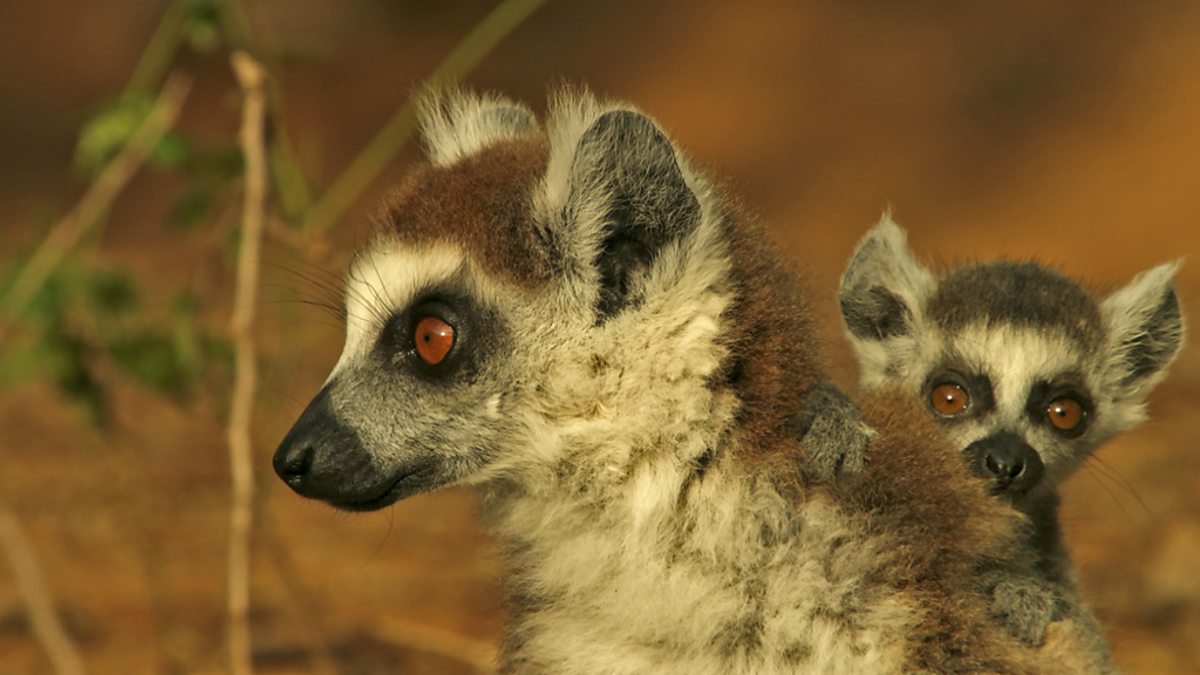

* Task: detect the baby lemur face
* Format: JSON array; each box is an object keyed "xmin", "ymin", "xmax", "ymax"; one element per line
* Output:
[{"xmin": 840, "ymin": 217, "xmax": 1184, "ymax": 504}]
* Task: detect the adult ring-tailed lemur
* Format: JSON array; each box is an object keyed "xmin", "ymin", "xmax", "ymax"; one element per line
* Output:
[{"xmin": 274, "ymin": 88, "xmax": 1114, "ymax": 673}]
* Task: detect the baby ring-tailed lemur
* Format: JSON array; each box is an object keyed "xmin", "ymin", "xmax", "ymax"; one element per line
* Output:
[
  {"xmin": 835, "ymin": 215, "xmax": 1184, "ymax": 653},
  {"xmin": 274, "ymin": 88, "xmax": 1110, "ymax": 673}
]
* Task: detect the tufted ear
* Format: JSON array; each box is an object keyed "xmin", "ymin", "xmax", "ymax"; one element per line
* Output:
[
  {"xmin": 565, "ymin": 110, "xmax": 701, "ymax": 322},
  {"xmin": 1101, "ymin": 260, "xmax": 1185, "ymax": 397},
  {"xmin": 839, "ymin": 215, "xmax": 935, "ymax": 343},
  {"xmin": 417, "ymin": 88, "xmax": 537, "ymax": 166}
]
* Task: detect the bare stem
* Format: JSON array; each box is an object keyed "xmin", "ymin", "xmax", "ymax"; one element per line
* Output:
[
  {"xmin": 0, "ymin": 72, "xmax": 192, "ymax": 335},
  {"xmin": 370, "ymin": 617, "xmax": 498, "ymax": 673},
  {"xmin": 301, "ymin": 0, "xmax": 550, "ymax": 233},
  {"xmin": 0, "ymin": 490, "xmax": 85, "ymax": 675},
  {"xmin": 122, "ymin": 1, "xmax": 186, "ymax": 100},
  {"xmin": 227, "ymin": 50, "xmax": 269, "ymax": 675}
]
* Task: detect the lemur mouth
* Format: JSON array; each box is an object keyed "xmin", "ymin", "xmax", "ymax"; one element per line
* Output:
[{"xmin": 329, "ymin": 461, "xmax": 441, "ymax": 512}]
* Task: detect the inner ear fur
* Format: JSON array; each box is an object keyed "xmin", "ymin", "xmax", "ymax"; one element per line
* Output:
[
  {"xmin": 568, "ymin": 110, "xmax": 701, "ymax": 322},
  {"xmin": 1102, "ymin": 260, "xmax": 1186, "ymax": 391},
  {"xmin": 839, "ymin": 216, "xmax": 933, "ymax": 341}
]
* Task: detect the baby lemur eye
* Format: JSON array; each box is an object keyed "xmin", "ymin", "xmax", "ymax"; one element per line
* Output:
[
  {"xmin": 930, "ymin": 382, "xmax": 970, "ymax": 416},
  {"xmin": 414, "ymin": 316, "xmax": 456, "ymax": 365},
  {"xmin": 1046, "ymin": 398, "xmax": 1086, "ymax": 433}
]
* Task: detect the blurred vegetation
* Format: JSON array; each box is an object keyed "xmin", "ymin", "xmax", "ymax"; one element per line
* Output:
[{"xmin": 0, "ymin": 0, "xmax": 548, "ymax": 429}]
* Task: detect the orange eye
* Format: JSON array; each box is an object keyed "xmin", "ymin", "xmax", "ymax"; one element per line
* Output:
[
  {"xmin": 414, "ymin": 316, "xmax": 455, "ymax": 365},
  {"xmin": 930, "ymin": 382, "xmax": 970, "ymax": 416},
  {"xmin": 1046, "ymin": 398, "xmax": 1084, "ymax": 432}
]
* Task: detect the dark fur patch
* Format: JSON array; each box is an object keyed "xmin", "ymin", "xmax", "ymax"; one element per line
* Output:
[
  {"xmin": 1120, "ymin": 287, "xmax": 1182, "ymax": 384},
  {"xmin": 928, "ymin": 261, "xmax": 1103, "ymax": 348},
  {"xmin": 570, "ymin": 110, "xmax": 702, "ymax": 322},
  {"xmin": 378, "ymin": 138, "xmax": 551, "ymax": 288},
  {"xmin": 841, "ymin": 285, "xmax": 913, "ymax": 340}
]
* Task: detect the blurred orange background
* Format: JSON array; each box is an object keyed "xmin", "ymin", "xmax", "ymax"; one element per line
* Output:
[{"xmin": 1, "ymin": 1, "xmax": 1197, "ymax": 673}]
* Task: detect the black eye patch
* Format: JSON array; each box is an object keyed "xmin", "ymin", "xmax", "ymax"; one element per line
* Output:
[
  {"xmin": 1025, "ymin": 377, "xmax": 1093, "ymax": 438},
  {"xmin": 372, "ymin": 287, "xmax": 500, "ymax": 384},
  {"xmin": 923, "ymin": 365, "xmax": 996, "ymax": 419}
]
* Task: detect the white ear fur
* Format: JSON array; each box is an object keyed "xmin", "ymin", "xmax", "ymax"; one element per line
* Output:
[
  {"xmin": 1101, "ymin": 259, "xmax": 1186, "ymax": 398},
  {"xmin": 839, "ymin": 214, "xmax": 935, "ymax": 341},
  {"xmin": 417, "ymin": 88, "xmax": 538, "ymax": 167}
]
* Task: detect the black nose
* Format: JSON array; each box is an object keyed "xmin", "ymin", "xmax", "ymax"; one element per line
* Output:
[
  {"xmin": 965, "ymin": 432, "xmax": 1045, "ymax": 498},
  {"xmin": 273, "ymin": 439, "xmax": 313, "ymax": 488},
  {"xmin": 273, "ymin": 383, "xmax": 370, "ymax": 500}
]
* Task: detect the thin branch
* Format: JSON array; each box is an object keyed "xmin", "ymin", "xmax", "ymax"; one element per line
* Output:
[
  {"xmin": 218, "ymin": 0, "xmax": 315, "ymax": 218},
  {"xmin": 0, "ymin": 73, "xmax": 193, "ymax": 334},
  {"xmin": 227, "ymin": 50, "xmax": 269, "ymax": 675},
  {"xmin": 301, "ymin": 0, "xmax": 551, "ymax": 233},
  {"xmin": 0, "ymin": 490, "xmax": 85, "ymax": 675},
  {"xmin": 369, "ymin": 617, "xmax": 498, "ymax": 673},
  {"xmin": 122, "ymin": 1, "xmax": 186, "ymax": 100}
]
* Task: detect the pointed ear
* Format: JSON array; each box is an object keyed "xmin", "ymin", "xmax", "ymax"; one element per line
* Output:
[
  {"xmin": 567, "ymin": 110, "xmax": 701, "ymax": 322},
  {"xmin": 839, "ymin": 215, "xmax": 934, "ymax": 341},
  {"xmin": 417, "ymin": 88, "xmax": 537, "ymax": 166},
  {"xmin": 1102, "ymin": 260, "xmax": 1185, "ymax": 394}
]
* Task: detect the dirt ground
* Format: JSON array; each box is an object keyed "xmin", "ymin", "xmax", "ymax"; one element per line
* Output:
[{"xmin": 1, "ymin": 1, "xmax": 1198, "ymax": 673}]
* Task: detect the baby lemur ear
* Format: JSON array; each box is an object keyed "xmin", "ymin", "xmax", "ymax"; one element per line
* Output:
[
  {"xmin": 1101, "ymin": 260, "xmax": 1186, "ymax": 394},
  {"xmin": 839, "ymin": 215, "xmax": 935, "ymax": 342},
  {"xmin": 567, "ymin": 110, "xmax": 701, "ymax": 322}
]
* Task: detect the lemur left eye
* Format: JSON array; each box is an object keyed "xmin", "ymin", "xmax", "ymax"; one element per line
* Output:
[
  {"xmin": 414, "ymin": 316, "xmax": 456, "ymax": 365},
  {"xmin": 930, "ymin": 382, "xmax": 970, "ymax": 417},
  {"xmin": 1046, "ymin": 398, "xmax": 1085, "ymax": 433}
]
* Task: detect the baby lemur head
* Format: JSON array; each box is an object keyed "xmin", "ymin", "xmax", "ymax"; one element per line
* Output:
[{"xmin": 839, "ymin": 216, "xmax": 1184, "ymax": 504}]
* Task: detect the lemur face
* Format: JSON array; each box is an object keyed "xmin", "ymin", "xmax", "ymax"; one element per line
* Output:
[
  {"xmin": 274, "ymin": 91, "xmax": 731, "ymax": 510},
  {"xmin": 840, "ymin": 217, "xmax": 1184, "ymax": 504}
]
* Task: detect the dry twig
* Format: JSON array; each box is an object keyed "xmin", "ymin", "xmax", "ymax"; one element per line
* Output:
[
  {"xmin": 370, "ymin": 617, "xmax": 498, "ymax": 673},
  {"xmin": 0, "ymin": 491, "xmax": 85, "ymax": 675},
  {"xmin": 227, "ymin": 50, "xmax": 269, "ymax": 675}
]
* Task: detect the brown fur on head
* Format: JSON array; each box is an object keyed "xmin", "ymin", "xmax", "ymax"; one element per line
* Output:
[{"xmin": 378, "ymin": 137, "xmax": 552, "ymax": 289}]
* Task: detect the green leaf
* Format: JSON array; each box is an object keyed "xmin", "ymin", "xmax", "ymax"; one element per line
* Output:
[
  {"xmin": 182, "ymin": 0, "xmax": 222, "ymax": 52},
  {"xmin": 169, "ymin": 182, "xmax": 216, "ymax": 230},
  {"xmin": 108, "ymin": 329, "xmax": 195, "ymax": 396},
  {"xmin": 88, "ymin": 268, "xmax": 139, "ymax": 314},
  {"xmin": 50, "ymin": 332, "xmax": 108, "ymax": 426},
  {"xmin": 0, "ymin": 340, "xmax": 69, "ymax": 385},
  {"xmin": 75, "ymin": 95, "xmax": 154, "ymax": 174},
  {"xmin": 149, "ymin": 130, "xmax": 190, "ymax": 169}
]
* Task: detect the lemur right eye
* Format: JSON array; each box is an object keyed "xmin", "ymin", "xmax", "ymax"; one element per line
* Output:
[
  {"xmin": 414, "ymin": 316, "xmax": 455, "ymax": 365},
  {"xmin": 930, "ymin": 382, "xmax": 970, "ymax": 417}
]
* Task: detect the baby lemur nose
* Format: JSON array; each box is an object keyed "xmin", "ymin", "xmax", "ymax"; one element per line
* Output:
[{"xmin": 964, "ymin": 432, "xmax": 1046, "ymax": 497}]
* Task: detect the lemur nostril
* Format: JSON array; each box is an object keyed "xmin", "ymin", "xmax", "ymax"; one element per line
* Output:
[
  {"xmin": 984, "ymin": 452, "xmax": 1025, "ymax": 481},
  {"xmin": 274, "ymin": 442, "xmax": 314, "ymax": 483}
]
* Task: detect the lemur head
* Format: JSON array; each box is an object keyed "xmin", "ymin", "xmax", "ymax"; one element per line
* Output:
[
  {"xmin": 839, "ymin": 216, "xmax": 1185, "ymax": 503},
  {"xmin": 273, "ymin": 89, "xmax": 750, "ymax": 511}
]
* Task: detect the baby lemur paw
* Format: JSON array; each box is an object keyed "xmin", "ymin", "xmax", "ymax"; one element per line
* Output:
[
  {"xmin": 793, "ymin": 384, "xmax": 875, "ymax": 483},
  {"xmin": 982, "ymin": 572, "xmax": 1064, "ymax": 646}
]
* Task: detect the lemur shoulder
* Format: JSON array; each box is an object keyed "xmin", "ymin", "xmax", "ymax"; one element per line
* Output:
[{"xmin": 274, "ymin": 89, "xmax": 1111, "ymax": 673}]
